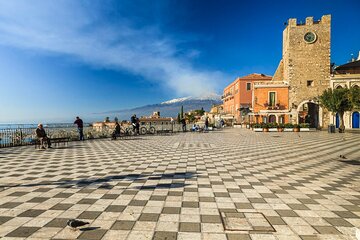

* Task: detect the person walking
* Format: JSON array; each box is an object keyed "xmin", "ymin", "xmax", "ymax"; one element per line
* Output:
[
  {"xmin": 74, "ymin": 116, "xmax": 84, "ymax": 141},
  {"xmin": 36, "ymin": 123, "xmax": 51, "ymax": 149}
]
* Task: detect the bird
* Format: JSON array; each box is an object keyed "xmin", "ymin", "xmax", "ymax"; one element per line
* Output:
[
  {"xmin": 67, "ymin": 219, "xmax": 89, "ymax": 229},
  {"xmin": 339, "ymin": 155, "xmax": 347, "ymax": 159}
]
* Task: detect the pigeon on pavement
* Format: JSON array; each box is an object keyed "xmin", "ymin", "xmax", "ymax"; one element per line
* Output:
[
  {"xmin": 339, "ymin": 155, "xmax": 347, "ymax": 159},
  {"xmin": 67, "ymin": 219, "xmax": 89, "ymax": 229}
]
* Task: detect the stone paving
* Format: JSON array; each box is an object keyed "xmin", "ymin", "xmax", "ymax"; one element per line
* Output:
[{"xmin": 0, "ymin": 128, "xmax": 359, "ymax": 240}]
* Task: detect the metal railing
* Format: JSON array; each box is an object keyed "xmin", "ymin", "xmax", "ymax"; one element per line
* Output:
[
  {"xmin": 0, "ymin": 124, "xmax": 93, "ymax": 148},
  {"xmin": 0, "ymin": 123, "xmax": 222, "ymax": 148}
]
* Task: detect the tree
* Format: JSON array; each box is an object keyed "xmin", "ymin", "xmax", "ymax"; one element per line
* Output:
[
  {"xmin": 114, "ymin": 116, "xmax": 119, "ymax": 122},
  {"xmin": 187, "ymin": 113, "xmax": 195, "ymax": 123},
  {"xmin": 319, "ymin": 87, "xmax": 354, "ymax": 133},
  {"xmin": 180, "ymin": 105, "xmax": 184, "ymax": 118},
  {"xmin": 196, "ymin": 108, "xmax": 205, "ymax": 116},
  {"xmin": 177, "ymin": 113, "xmax": 181, "ymax": 124},
  {"xmin": 350, "ymin": 86, "xmax": 360, "ymax": 108}
]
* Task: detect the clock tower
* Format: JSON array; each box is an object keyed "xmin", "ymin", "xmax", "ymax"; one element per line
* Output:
[{"xmin": 272, "ymin": 15, "xmax": 331, "ymax": 127}]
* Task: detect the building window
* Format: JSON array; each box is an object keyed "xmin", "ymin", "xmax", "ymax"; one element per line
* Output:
[
  {"xmin": 263, "ymin": 116, "xmax": 267, "ymax": 123},
  {"xmin": 279, "ymin": 115, "xmax": 285, "ymax": 124},
  {"xmin": 269, "ymin": 115, "xmax": 276, "ymax": 123},
  {"xmin": 269, "ymin": 92, "xmax": 276, "ymax": 107},
  {"xmin": 246, "ymin": 83, "xmax": 251, "ymax": 91},
  {"xmin": 307, "ymin": 80, "xmax": 314, "ymax": 87}
]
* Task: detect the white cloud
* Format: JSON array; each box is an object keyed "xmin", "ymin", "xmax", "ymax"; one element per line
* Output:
[{"xmin": 0, "ymin": 0, "xmax": 226, "ymax": 97}]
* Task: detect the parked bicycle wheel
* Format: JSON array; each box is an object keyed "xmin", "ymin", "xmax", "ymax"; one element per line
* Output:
[
  {"xmin": 120, "ymin": 128, "xmax": 126, "ymax": 136},
  {"xmin": 140, "ymin": 127, "xmax": 147, "ymax": 135},
  {"xmin": 126, "ymin": 127, "xmax": 135, "ymax": 136},
  {"xmin": 149, "ymin": 126, "xmax": 156, "ymax": 134}
]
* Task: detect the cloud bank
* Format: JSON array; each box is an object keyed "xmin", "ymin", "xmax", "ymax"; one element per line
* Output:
[{"xmin": 0, "ymin": 0, "xmax": 225, "ymax": 97}]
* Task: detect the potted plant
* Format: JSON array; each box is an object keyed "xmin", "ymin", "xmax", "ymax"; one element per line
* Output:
[
  {"xmin": 277, "ymin": 123, "xmax": 285, "ymax": 132},
  {"xmin": 268, "ymin": 122, "xmax": 278, "ymax": 132},
  {"xmin": 262, "ymin": 123, "xmax": 269, "ymax": 132},
  {"xmin": 293, "ymin": 124, "xmax": 300, "ymax": 132},
  {"xmin": 300, "ymin": 123, "xmax": 310, "ymax": 131},
  {"xmin": 252, "ymin": 123, "xmax": 263, "ymax": 132},
  {"xmin": 284, "ymin": 123, "xmax": 294, "ymax": 132}
]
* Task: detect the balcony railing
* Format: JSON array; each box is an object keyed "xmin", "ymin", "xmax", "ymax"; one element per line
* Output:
[{"xmin": 263, "ymin": 103, "xmax": 286, "ymax": 110}]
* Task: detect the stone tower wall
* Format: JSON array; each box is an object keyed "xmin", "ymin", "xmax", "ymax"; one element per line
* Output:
[{"xmin": 282, "ymin": 15, "xmax": 331, "ymax": 108}]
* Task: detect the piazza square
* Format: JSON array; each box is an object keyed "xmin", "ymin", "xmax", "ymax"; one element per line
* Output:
[{"xmin": 0, "ymin": 129, "xmax": 359, "ymax": 240}]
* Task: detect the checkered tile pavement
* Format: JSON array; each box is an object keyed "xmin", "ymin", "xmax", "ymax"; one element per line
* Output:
[{"xmin": 0, "ymin": 129, "xmax": 359, "ymax": 240}]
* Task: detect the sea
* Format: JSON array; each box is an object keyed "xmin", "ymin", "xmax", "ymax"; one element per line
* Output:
[
  {"xmin": 0, "ymin": 123, "xmax": 90, "ymax": 146},
  {"xmin": 0, "ymin": 123, "xmax": 90, "ymax": 129}
]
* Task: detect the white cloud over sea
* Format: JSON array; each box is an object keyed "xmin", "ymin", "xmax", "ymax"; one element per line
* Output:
[{"xmin": 0, "ymin": 0, "xmax": 225, "ymax": 97}]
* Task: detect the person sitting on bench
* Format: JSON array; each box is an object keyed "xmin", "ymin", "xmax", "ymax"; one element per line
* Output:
[
  {"xmin": 112, "ymin": 121, "xmax": 121, "ymax": 140},
  {"xmin": 36, "ymin": 124, "xmax": 52, "ymax": 149}
]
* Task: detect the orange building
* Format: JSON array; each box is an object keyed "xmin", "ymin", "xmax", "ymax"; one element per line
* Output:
[
  {"xmin": 222, "ymin": 73, "xmax": 272, "ymax": 122},
  {"xmin": 251, "ymin": 81, "xmax": 290, "ymax": 123}
]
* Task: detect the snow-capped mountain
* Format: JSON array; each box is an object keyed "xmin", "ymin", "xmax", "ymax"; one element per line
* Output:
[
  {"xmin": 161, "ymin": 93, "xmax": 221, "ymax": 105},
  {"xmin": 97, "ymin": 93, "xmax": 222, "ymax": 120},
  {"xmin": 161, "ymin": 97, "xmax": 191, "ymax": 105}
]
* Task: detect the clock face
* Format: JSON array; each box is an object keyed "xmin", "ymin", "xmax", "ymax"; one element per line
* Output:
[{"xmin": 304, "ymin": 32, "xmax": 317, "ymax": 44}]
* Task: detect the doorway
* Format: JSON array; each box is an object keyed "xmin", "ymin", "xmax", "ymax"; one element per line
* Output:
[
  {"xmin": 298, "ymin": 102, "xmax": 319, "ymax": 128},
  {"xmin": 352, "ymin": 111, "xmax": 359, "ymax": 128}
]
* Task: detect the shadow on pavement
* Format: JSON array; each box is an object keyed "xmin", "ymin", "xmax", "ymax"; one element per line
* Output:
[
  {"xmin": 0, "ymin": 172, "xmax": 197, "ymax": 190},
  {"xmin": 80, "ymin": 227, "xmax": 101, "ymax": 231},
  {"xmin": 339, "ymin": 160, "xmax": 360, "ymax": 165}
]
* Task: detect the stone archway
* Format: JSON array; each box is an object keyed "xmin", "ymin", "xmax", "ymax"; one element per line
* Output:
[
  {"xmin": 269, "ymin": 115, "xmax": 276, "ymax": 123},
  {"xmin": 297, "ymin": 100, "xmax": 321, "ymax": 128}
]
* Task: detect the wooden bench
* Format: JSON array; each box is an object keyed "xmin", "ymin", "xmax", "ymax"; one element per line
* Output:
[{"xmin": 34, "ymin": 137, "xmax": 70, "ymax": 149}]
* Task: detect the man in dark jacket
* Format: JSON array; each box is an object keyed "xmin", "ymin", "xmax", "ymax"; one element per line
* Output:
[
  {"xmin": 181, "ymin": 118, "xmax": 186, "ymax": 132},
  {"xmin": 74, "ymin": 116, "xmax": 84, "ymax": 141},
  {"xmin": 36, "ymin": 124, "xmax": 51, "ymax": 149},
  {"xmin": 112, "ymin": 122, "xmax": 121, "ymax": 140},
  {"xmin": 205, "ymin": 117, "xmax": 209, "ymax": 131},
  {"xmin": 130, "ymin": 114, "xmax": 140, "ymax": 134}
]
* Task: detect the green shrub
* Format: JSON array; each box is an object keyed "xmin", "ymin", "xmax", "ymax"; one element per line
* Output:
[
  {"xmin": 252, "ymin": 123, "xmax": 262, "ymax": 128},
  {"xmin": 299, "ymin": 123, "xmax": 310, "ymax": 128},
  {"xmin": 268, "ymin": 122, "xmax": 278, "ymax": 128},
  {"xmin": 284, "ymin": 123, "xmax": 294, "ymax": 128},
  {"xmin": 278, "ymin": 123, "xmax": 285, "ymax": 128}
]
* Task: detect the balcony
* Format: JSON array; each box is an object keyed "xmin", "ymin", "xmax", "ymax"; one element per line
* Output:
[
  {"xmin": 263, "ymin": 102, "xmax": 286, "ymax": 110},
  {"xmin": 221, "ymin": 92, "xmax": 233, "ymax": 100}
]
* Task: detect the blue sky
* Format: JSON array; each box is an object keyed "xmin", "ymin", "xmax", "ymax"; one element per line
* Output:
[{"xmin": 0, "ymin": 0, "xmax": 359, "ymax": 123}]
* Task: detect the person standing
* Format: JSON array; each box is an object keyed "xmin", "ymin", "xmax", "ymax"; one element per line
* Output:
[
  {"xmin": 205, "ymin": 117, "xmax": 209, "ymax": 131},
  {"xmin": 181, "ymin": 118, "xmax": 186, "ymax": 132},
  {"xmin": 112, "ymin": 121, "xmax": 121, "ymax": 140},
  {"xmin": 74, "ymin": 116, "xmax": 84, "ymax": 141},
  {"xmin": 36, "ymin": 124, "xmax": 51, "ymax": 149},
  {"xmin": 131, "ymin": 114, "xmax": 137, "ymax": 132},
  {"xmin": 135, "ymin": 117, "xmax": 140, "ymax": 135}
]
